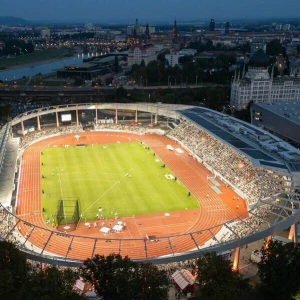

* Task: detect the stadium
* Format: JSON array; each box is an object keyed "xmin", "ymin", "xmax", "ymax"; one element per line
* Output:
[{"xmin": 1, "ymin": 102, "xmax": 300, "ymax": 267}]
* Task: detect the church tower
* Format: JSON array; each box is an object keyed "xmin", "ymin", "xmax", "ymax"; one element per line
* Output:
[
  {"xmin": 209, "ymin": 18, "xmax": 215, "ymax": 31},
  {"xmin": 134, "ymin": 18, "xmax": 140, "ymax": 38},
  {"xmin": 173, "ymin": 18, "xmax": 178, "ymax": 39},
  {"xmin": 145, "ymin": 22, "xmax": 150, "ymax": 40},
  {"xmin": 225, "ymin": 22, "xmax": 230, "ymax": 34}
]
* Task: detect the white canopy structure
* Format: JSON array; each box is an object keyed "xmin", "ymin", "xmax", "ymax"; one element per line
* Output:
[
  {"xmin": 171, "ymin": 269, "xmax": 195, "ymax": 290},
  {"xmin": 175, "ymin": 148, "xmax": 184, "ymax": 154},
  {"xmin": 112, "ymin": 224, "xmax": 123, "ymax": 232},
  {"xmin": 100, "ymin": 227, "xmax": 110, "ymax": 234}
]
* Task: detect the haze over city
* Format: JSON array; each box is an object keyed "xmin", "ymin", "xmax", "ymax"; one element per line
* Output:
[{"xmin": 1, "ymin": 0, "xmax": 300, "ymax": 23}]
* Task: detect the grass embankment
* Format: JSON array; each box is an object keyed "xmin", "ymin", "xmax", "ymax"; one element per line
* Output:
[
  {"xmin": 41, "ymin": 142, "xmax": 198, "ymax": 221},
  {"xmin": 10, "ymin": 74, "xmax": 67, "ymax": 87},
  {"xmin": 0, "ymin": 47, "xmax": 75, "ymax": 70}
]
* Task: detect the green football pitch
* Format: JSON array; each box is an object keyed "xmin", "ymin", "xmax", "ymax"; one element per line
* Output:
[{"xmin": 40, "ymin": 142, "xmax": 199, "ymax": 222}]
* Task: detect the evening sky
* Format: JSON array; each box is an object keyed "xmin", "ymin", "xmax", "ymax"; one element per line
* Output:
[{"xmin": 1, "ymin": 0, "xmax": 299, "ymax": 23}]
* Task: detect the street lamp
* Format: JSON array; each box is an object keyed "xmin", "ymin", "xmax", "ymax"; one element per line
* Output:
[{"xmin": 168, "ymin": 76, "xmax": 170, "ymax": 86}]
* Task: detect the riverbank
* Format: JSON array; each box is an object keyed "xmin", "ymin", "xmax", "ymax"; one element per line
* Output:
[
  {"xmin": 0, "ymin": 48, "xmax": 77, "ymax": 71},
  {"xmin": 0, "ymin": 50, "xmax": 90, "ymax": 81}
]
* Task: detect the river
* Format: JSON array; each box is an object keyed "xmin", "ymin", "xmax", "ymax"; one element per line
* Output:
[{"xmin": 0, "ymin": 52, "xmax": 100, "ymax": 82}]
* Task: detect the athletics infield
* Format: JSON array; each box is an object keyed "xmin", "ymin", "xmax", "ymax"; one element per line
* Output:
[{"xmin": 16, "ymin": 131, "xmax": 248, "ymax": 261}]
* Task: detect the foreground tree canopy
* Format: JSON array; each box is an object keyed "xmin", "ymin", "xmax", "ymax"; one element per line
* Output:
[
  {"xmin": 0, "ymin": 241, "xmax": 29, "ymax": 300},
  {"xmin": 196, "ymin": 252, "xmax": 251, "ymax": 300},
  {"xmin": 4, "ymin": 230, "xmax": 300, "ymax": 299},
  {"xmin": 258, "ymin": 240, "xmax": 300, "ymax": 300},
  {"xmin": 80, "ymin": 253, "xmax": 169, "ymax": 300},
  {"xmin": 0, "ymin": 241, "xmax": 84, "ymax": 300},
  {"xmin": 20, "ymin": 266, "xmax": 85, "ymax": 300}
]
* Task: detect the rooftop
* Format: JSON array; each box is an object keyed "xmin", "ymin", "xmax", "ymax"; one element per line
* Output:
[
  {"xmin": 248, "ymin": 49, "xmax": 270, "ymax": 68},
  {"xmin": 177, "ymin": 107, "xmax": 300, "ymax": 169},
  {"xmin": 253, "ymin": 101, "xmax": 300, "ymax": 126}
]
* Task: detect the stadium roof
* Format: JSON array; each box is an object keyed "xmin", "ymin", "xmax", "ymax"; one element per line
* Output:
[{"xmin": 177, "ymin": 107, "xmax": 290, "ymax": 170}]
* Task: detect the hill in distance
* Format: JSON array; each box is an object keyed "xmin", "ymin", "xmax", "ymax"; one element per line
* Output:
[{"xmin": 0, "ymin": 16, "xmax": 30, "ymax": 25}]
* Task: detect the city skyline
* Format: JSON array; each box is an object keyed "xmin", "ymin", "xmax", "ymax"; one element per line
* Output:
[{"xmin": 1, "ymin": 0, "xmax": 300, "ymax": 23}]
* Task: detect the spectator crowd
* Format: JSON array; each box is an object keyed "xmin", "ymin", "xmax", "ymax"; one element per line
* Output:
[{"xmin": 168, "ymin": 120, "xmax": 287, "ymax": 206}]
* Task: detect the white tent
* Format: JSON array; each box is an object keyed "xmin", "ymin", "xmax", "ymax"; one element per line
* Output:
[
  {"xmin": 112, "ymin": 224, "xmax": 123, "ymax": 232},
  {"xmin": 171, "ymin": 269, "xmax": 195, "ymax": 290},
  {"xmin": 166, "ymin": 145, "xmax": 174, "ymax": 151},
  {"xmin": 100, "ymin": 227, "xmax": 110, "ymax": 234},
  {"xmin": 175, "ymin": 148, "xmax": 184, "ymax": 154}
]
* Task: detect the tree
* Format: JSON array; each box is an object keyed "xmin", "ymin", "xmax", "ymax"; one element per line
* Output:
[
  {"xmin": 91, "ymin": 78, "xmax": 103, "ymax": 87},
  {"xmin": 105, "ymin": 76, "xmax": 114, "ymax": 86},
  {"xmin": 0, "ymin": 241, "xmax": 30, "ymax": 300},
  {"xmin": 114, "ymin": 56, "xmax": 119, "ymax": 73},
  {"xmin": 240, "ymin": 42, "xmax": 250, "ymax": 54},
  {"xmin": 179, "ymin": 55, "xmax": 193, "ymax": 64},
  {"xmin": 140, "ymin": 59, "xmax": 146, "ymax": 67},
  {"xmin": 188, "ymin": 41, "xmax": 204, "ymax": 53},
  {"xmin": 73, "ymin": 76, "xmax": 85, "ymax": 87},
  {"xmin": 20, "ymin": 266, "xmax": 84, "ymax": 300},
  {"xmin": 115, "ymin": 86, "xmax": 128, "ymax": 102},
  {"xmin": 204, "ymin": 86, "xmax": 230, "ymax": 110},
  {"xmin": 205, "ymin": 39, "xmax": 215, "ymax": 51},
  {"xmin": 0, "ymin": 103, "xmax": 11, "ymax": 119},
  {"xmin": 266, "ymin": 39, "xmax": 284, "ymax": 56},
  {"xmin": 234, "ymin": 100, "xmax": 253, "ymax": 122},
  {"xmin": 80, "ymin": 253, "xmax": 169, "ymax": 300},
  {"xmin": 157, "ymin": 50, "xmax": 170, "ymax": 62},
  {"xmin": 257, "ymin": 240, "xmax": 300, "ymax": 300},
  {"xmin": 131, "ymin": 262, "xmax": 169, "ymax": 300},
  {"xmin": 196, "ymin": 252, "xmax": 250, "ymax": 300}
]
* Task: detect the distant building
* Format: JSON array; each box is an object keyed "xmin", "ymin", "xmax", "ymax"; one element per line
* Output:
[
  {"xmin": 209, "ymin": 18, "xmax": 215, "ymax": 31},
  {"xmin": 290, "ymin": 58, "xmax": 300, "ymax": 76},
  {"xmin": 282, "ymin": 24, "xmax": 291, "ymax": 31},
  {"xmin": 56, "ymin": 57, "xmax": 115, "ymax": 80},
  {"xmin": 40, "ymin": 29, "xmax": 50, "ymax": 38},
  {"xmin": 194, "ymin": 50, "xmax": 244, "ymax": 60},
  {"xmin": 85, "ymin": 23, "xmax": 94, "ymax": 31},
  {"xmin": 145, "ymin": 23, "xmax": 150, "ymax": 40},
  {"xmin": 178, "ymin": 48, "xmax": 197, "ymax": 56},
  {"xmin": 225, "ymin": 22, "xmax": 230, "ymax": 34},
  {"xmin": 275, "ymin": 24, "xmax": 282, "ymax": 31},
  {"xmin": 154, "ymin": 44, "xmax": 164, "ymax": 52},
  {"xmin": 115, "ymin": 35, "xmax": 127, "ymax": 43},
  {"xmin": 173, "ymin": 19, "xmax": 178, "ymax": 40},
  {"xmin": 165, "ymin": 54, "xmax": 179, "ymax": 67},
  {"xmin": 127, "ymin": 19, "xmax": 155, "ymax": 36},
  {"xmin": 230, "ymin": 49, "xmax": 300, "ymax": 110},
  {"xmin": 251, "ymin": 102, "xmax": 300, "ymax": 146},
  {"xmin": 127, "ymin": 44, "xmax": 156, "ymax": 66}
]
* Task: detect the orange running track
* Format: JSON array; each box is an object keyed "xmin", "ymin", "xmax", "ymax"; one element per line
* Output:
[{"xmin": 16, "ymin": 132, "xmax": 248, "ymax": 261}]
